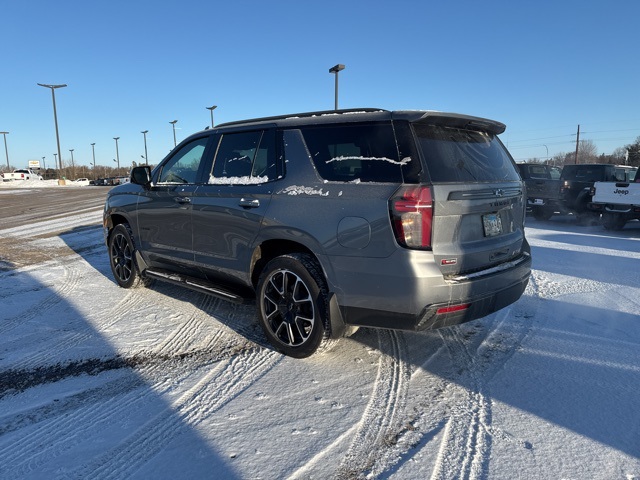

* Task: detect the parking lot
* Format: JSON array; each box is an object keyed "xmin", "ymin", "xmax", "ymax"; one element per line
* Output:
[{"xmin": 0, "ymin": 184, "xmax": 639, "ymax": 479}]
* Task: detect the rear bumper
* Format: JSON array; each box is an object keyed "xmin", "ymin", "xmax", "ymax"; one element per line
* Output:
[
  {"xmin": 341, "ymin": 270, "xmax": 530, "ymax": 331},
  {"xmin": 588, "ymin": 202, "xmax": 640, "ymax": 216},
  {"xmin": 325, "ymin": 248, "xmax": 532, "ymax": 332}
]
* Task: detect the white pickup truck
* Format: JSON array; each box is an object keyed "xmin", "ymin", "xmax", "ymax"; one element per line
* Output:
[
  {"xmin": 588, "ymin": 176, "xmax": 640, "ymax": 230},
  {"xmin": 1, "ymin": 169, "xmax": 44, "ymax": 181}
]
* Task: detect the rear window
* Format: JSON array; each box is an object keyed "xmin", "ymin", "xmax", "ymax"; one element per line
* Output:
[
  {"xmin": 527, "ymin": 165, "xmax": 551, "ymax": 179},
  {"xmin": 414, "ymin": 124, "xmax": 520, "ymax": 183},
  {"xmin": 561, "ymin": 166, "xmax": 606, "ymax": 182},
  {"xmin": 299, "ymin": 123, "xmax": 407, "ymax": 183},
  {"xmin": 614, "ymin": 168, "xmax": 637, "ymax": 182}
]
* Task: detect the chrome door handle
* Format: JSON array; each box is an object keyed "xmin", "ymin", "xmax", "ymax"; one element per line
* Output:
[{"xmin": 175, "ymin": 196, "xmax": 191, "ymax": 204}]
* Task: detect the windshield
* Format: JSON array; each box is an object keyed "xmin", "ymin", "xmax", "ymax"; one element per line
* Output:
[{"xmin": 414, "ymin": 124, "xmax": 520, "ymax": 183}]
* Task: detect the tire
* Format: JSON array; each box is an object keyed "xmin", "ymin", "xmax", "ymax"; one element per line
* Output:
[
  {"xmin": 256, "ymin": 253, "xmax": 332, "ymax": 358},
  {"xmin": 532, "ymin": 207, "xmax": 553, "ymax": 221},
  {"xmin": 576, "ymin": 211, "xmax": 599, "ymax": 226},
  {"xmin": 601, "ymin": 213, "xmax": 627, "ymax": 231},
  {"xmin": 108, "ymin": 223, "xmax": 149, "ymax": 289}
]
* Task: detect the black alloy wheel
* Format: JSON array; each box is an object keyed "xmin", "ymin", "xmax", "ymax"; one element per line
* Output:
[
  {"xmin": 257, "ymin": 254, "xmax": 330, "ymax": 358},
  {"xmin": 108, "ymin": 223, "xmax": 146, "ymax": 288}
]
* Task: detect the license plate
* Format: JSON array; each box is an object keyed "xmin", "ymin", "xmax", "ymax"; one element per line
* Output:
[
  {"xmin": 530, "ymin": 198, "xmax": 544, "ymax": 205},
  {"xmin": 482, "ymin": 213, "xmax": 503, "ymax": 237}
]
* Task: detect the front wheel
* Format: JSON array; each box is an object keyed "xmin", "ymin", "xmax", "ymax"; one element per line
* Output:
[
  {"xmin": 256, "ymin": 253, "xmax": 332, "ymax": 358},
  {"xmin": 108, "ymin": 223, "xmax": 149, "ymax": 289}
]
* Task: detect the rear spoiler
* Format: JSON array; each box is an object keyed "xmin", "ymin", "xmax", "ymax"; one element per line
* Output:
[{"xmin": 392, "ymin": 111, "xmax": 506, "ymax": 135}]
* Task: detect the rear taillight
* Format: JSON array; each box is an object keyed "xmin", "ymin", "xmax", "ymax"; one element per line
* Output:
[{"xmin": 389, "ymin": 185, "xmax": 433, "ymax": 249}]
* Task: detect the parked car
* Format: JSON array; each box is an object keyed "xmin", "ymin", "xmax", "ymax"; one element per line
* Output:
[
  {"xmin": 1, "ymin": 169, "xmax": 43, "ymax": 181},
  {"xmin": 73, "ymin": 178, "xmax": 90, "ymax": 186},
  {"xmin": 516, "ymin": 163, "xmax": 563, "ymax": 220},
  {"xmin": 588, "ymin": 170, "xmax": 640, "ymax": 230},
  {"xmin": 559, "ymin": 164, "xmax": 638, "ymax": 223},
  {"xmin": 104, "ymin": 108, "xmax": 532, "ymax": 358}
]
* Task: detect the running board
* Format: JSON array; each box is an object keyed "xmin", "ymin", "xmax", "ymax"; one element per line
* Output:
[{"xmin": 144, "ymin": 269, "xmax": 248, "ymax": 304}]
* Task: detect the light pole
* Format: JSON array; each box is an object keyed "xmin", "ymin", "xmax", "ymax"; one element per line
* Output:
[
  {"xmin": 329, "ymin": 64, "xmax": 345, "ymax": 110},
  {"xmin": 91, "ymin": 143, "xmax": 96, "ymax": 179},
  {"xmin": 53, "ymin": 153, "xmax": 58, "ymax": 174},
  {"xmin": 113, "ymin": 137, "xmax": 120, "ymax": 171},
  {"xmin": 69, "ymin": 148, "xmax": 75, "ymax": 179},
  {"xmin": 169, "ymin": 120, "xmax": 178, "ymax": 147},
  {"xmin": 42, "ymin": 157, "xmax": 46, "ymax": 171},
  {"xmin": 37, "ymin": 83, "xmax": 67, "ymax": 174},
  {"xmin": 141, "ymin": 130, "xmax": 149, "ymax": 165},
  {"xmin": 206, "ymin": 105, "xmax": 217, "ymax": 128},
  {"xmin": 0, "ymin": 131, "xmax": 9, "ymax": 169}
]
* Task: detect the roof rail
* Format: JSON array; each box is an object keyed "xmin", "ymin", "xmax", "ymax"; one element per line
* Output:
[{"xmin": 215, "ymin": 108, "xmax": 388, "ymax": 128}]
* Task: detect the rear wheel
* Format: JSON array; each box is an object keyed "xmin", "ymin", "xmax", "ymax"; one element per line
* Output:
[
  {"xmin": 108, "ymin": 223, "xmax": 149, "ymax": 289},
  {"xmin": 532, "ymin": 206, "xmax": 553, "ymax": 221},
  {"xmin": 601, "ymin": 212, "xmax": 627, "ymax": 231},
  {"xmin": 256, "ymin": 253, "xmax": 332, "ymax": 358}
]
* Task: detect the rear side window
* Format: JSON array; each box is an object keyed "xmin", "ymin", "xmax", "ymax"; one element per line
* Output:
[
  {"xmin": 299, "ymin": 123, "xmax": 406, "ymax": 183},
  {"xmin": 414, "ymin": 124, "xmax": 520, "ymax": 183},
  {"xmin": 209, "ymin": 130, "xmax": 279, "ymax": 184}
]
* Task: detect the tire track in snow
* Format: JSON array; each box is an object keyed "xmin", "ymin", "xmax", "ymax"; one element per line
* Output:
[
  {"xmin": 11, "ymin": 289, "xmax": 147, "ymax": 371},
  {"xmin": 333, "ymin": 330, "xmax": 410, "ymax": 478},
  {"xmin": 0, "ymin": 341, "xmax": 274, "ymax": 478},
  {"xmin": 430, "ymin": 326, "xmax": 492, "ymax": 480},
  {"xmin": 72, "ymin": 348, "xmax": 282, "ymax": 479},
  {"xmin": 0, "ymin": 262, "xmax": 80, "ymax": 335},
  {"xmin": 428, "ymin": 277, "xmax": 541, "ymax": 480},
  {"xmin": 0, "ymin": 210, "xmax": 103, "ymax": 238}
]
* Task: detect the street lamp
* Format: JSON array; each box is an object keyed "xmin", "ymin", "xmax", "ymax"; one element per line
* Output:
[
  {"xmin": 141, "ymin": 130, "xmax": 149, "ymax": 165},
  {"xmin": 91, "ymin": 143, "xmax": 96, "ymax": 178},
  {"xmin": 113, "ymin": 137, "xmax": 120, "ymax": 170},
  {"xmin": 42, "ymin": 157, "xmax": 46, "ymax": 171},
  {"xmin": 206, "ymin": 105, "xmax": 217, "ymax": 128},
  {"xmin": 169, "ymin": 120, "xmax": 178, "ymax": 147},
  {"xmin": 329, "ymin": 64, "xmax": 345, "ymax": 110},
  {"xmin": 69, "ymin": 149, "xmax": 75, "ymax": 179},
  {"xmin": 37, "ymin": 83, "xmax": 67, "ymax": 174},
  {"xmin": 53, "ymin": 153, "xmax": 58, "ymax": 174},
  {"xmin": 0, "ymin": 131, "xmax": 9, "ymax": 169}
]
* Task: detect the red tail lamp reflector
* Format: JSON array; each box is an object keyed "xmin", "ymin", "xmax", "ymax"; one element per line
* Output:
[{"xmin": 436, "ymin": 304, "xmax": 470, "ymax": 315}]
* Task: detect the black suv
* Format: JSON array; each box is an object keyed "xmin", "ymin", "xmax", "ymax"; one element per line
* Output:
[
  {"xmin": 560, "ymin": 164, "xmax": 638, "ymax": 221},
  {"xmin": 517, "ymin": 163, "xmax": 562, "ymax": 220},
  {"xmin": 104, "ymin": 108, "xmax": 531, "ymax": 357}
]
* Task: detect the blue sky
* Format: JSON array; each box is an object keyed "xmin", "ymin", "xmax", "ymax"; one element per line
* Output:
[{"xmin": 2, "ymin": 0, "xmax": 640, "ymax": 170}]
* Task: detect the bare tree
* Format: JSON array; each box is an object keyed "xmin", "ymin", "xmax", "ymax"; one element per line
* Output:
[{"xmin": 577, "ymin": 139, "xmax": 598, "ymax": 164}]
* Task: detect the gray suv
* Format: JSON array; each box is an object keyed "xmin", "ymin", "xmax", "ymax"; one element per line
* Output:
[{"xmin": 104, "ymin": 108, "xmax": 531, "ymax": 357}]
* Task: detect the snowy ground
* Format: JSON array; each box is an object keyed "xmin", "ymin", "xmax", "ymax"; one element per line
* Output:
[{"xmin": 0, "ymin": 183, "xmax": 639, "ymax": 479}]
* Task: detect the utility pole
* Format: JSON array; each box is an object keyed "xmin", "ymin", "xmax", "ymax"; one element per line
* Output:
[{"xmin": 574, "ymin": 124, "xmax": 580, "ymax": 164}]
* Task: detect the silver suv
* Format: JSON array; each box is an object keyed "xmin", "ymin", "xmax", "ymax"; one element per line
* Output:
[{"xmin": 104, "ymin": 108, "xmax": 531, "ymax": 357}]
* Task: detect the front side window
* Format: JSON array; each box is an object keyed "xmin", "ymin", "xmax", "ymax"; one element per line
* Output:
[
  {"xmin": 299, "ymin": 123, "xmax": 405, "ymax": 183},
  {"xmin": 158, "ymin": 137, "xmax": 209, "ymax": 184},
  {"xmin": 414, "ymin": 124, "xmax": 520, "ymax": 183},
  {"xmin": 209, "ymin": 130, "xmax": 278, "ymax": 184}
]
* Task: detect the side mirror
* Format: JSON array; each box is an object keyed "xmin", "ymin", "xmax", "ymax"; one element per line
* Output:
[{"xmin": 131, "ymin": 166, "xmax": 152, "ymax": 187}]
